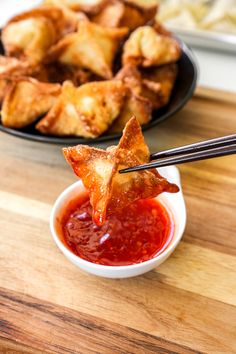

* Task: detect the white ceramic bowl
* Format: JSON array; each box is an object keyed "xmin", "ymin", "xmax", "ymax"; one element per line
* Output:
[{"xmin": 50, "ymin": 166, "xmax": 186, "ymax": 278}]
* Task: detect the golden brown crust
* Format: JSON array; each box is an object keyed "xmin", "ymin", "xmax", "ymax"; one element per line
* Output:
[
  {"xmin": 116, "ymin": 115, "xmax": 149, "ymax": 158},
  {"xmin": 153, "ymin": 20, "xmax": 172, "ymax": 37},
  {"xmin": 120, "ymin": 1, "xmax": 157, "ymax": 30},
  {"xmin": 115, "ymin": 64, "xmax": 142, "ymax": 95},
  {"xmin": 91, "ymin": 0, "xmax": 125, "ymax": 28},
  {"xmin": 91, "ymin": 0, "xmax": 158, "ymax": 30},
  {"xmin": 2, "ymin": 6, "xmax": 79, "ymax": 65},
  {"xmin": 9, "ymin": 4, "xmax": 80, "ymax": 35},
  {"xmin": 38, "ymin": 62, "xmax": 95, "ymax": 85},
  {"xmin": 7, "ymin": 6, "xmax": 63, "ymax": 27},
  {"xmin": 36, "ymin": 80, "xmax": 127, "ymax": 137},
  {"xmin": 0, "ymin": 79, "xmax": 10, "ymax": 105},
  {"xmin": 110, "ymin": 64, "xmax": 152, "ymax": 132},
  {"xmin": 0, "ymin": 56, "xmax": 34, "ymax": 78},
  {"xmin": 43, "ymin": 0, "xmax": 109, "ymax": 14},
  {"xmin": 36, "ymin": 81, "xmax": 86, "ymax": 136},
  {"xmin": 47, "ymin": 20, "xmax": 129, "ymax": 79},
  {"xmin": 2, "ymin": 17, "xmax": 57, "ymax": 64},
  {"xmin": 63, "ymin": 144, "xmax": 114, "ymax": 225},
  {"xmin": 120, "ymin": 4, "xmax": 152, "ymax": 30},
  {"xmin": 1, "ymin": 77, "xmax": 61, "ymax": 128},
  {"xmin": 122, "ymin": 26, "xmax": 181, "ymax": 67},
  {"xmin": 109, "ymin": 92, "xmax": 151, "ymax": 133},
  {"xmin": 0, "ymin": 58, "xmax": 74, "ymax": 85},
  {"xmin": 63, "ymin": 116, "xmax": 179, "ymax": 225},
  {"xmin": 141, "ymin": 63, "xmax": 178, "ymax": 109},
  {"xmin": 123, "ymin": 0, "xmax": 158, "ymax": 11},
  {"xmin": 0, "ymin": 1, "xmax": 179, "ymax": 138}
]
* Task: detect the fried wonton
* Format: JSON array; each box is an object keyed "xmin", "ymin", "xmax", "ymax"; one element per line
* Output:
[
  {"xmin": 124, "ymin": 0, "xmax": 158, "ymax": 10},
  {"xmin": 9, "ymin": 6, "xmax": 79, "ymax": 36},
  {"xmin": 114, "ymin": 63, "xmax": 142, "ymax": 95},
  {"xmin": 141, "ymin": 63, "xmax": 178, "ymax": 109},
  {"xmin": 91, "ymin": 0, "xmax": 158, "ymax": 30},
  {"xmin": 0, "ymin": 56, "xmax": 33, "ymax": 78},
  {"xmin": 0, "ymin": 57, "xmax": 58, "ymax": 85},
  {"xmin": 153, "ymin": 21, "xmax": 172, "ymax": 37},
  {"xmin": 63, "ymin": 116, "xmax": 179, "ymax": 225},
  {"xmin": 0, "ymin": 80, "xmax": 9, "ymax": 105},
  {"xmin": 2, "ymin": 6, "xmax": 78, "ymax": 64},
  {"xmin": 2, "ymin": 19, "xmax": 56, "ymax": 65},
  {"xmin": 0, "ymin": 56, "xmax": 57, "ymax": 102},
  {"xmin": 43, "ymin": 0, "xmax": 108, "ymax": 14},
  {"xmin": 48, "ymin": 19, "xmax": 128, "ymax": 79},
  {"xmin": 110, "ymin": 65, "xmax": 152, "ymax": 132},
  {"xmin": 36, "ymin": 80, "xmax": 127, "ymax": 137},
  {"xmin": 91, "ymin": 0, "xmax": 124, "ymax": 28},
  {"xmin": 121, "ymin": 0, "xmax": 158, "ymax": 30},
  {"xmin": 1, "ymin": 78, "xmax": 61, "ymax": 128},
  {"xmin": 41, "ymin": 62, "xmax": 95, "ymax": 85},
  {"xmin": 109, "ymin": 93, "xmax": 151, "ymax": 133},
  {"xmin": 122, "ymin": 26, "xmax": 181, "ymax": 67},
  {"xmin": 0, "ymin": 56, "xmax": 56, "ymax": 104}
]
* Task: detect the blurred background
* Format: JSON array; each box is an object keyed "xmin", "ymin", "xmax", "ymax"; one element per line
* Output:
[
  {"xmin": 1, "ymin": 0, "xmax": 235, "ymax": 93},
  {"xmin": 157, "ymin": 0, "xmax": 236, "ymax": 93}
]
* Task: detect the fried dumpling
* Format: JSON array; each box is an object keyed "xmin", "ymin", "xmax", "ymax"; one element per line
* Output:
[
  {"xmin": 91, "ymin": 0, "xmax": 157, "ymax": 30},
  {"xmin": 2, "ymin": 18, "xmax": 56, "ymax": 65},
  {"xmin": 0, "ymin": 56, "xmax": 57, "ymax": 85},
  {"xmin": 4, "ymin": 5, "xmax": 79, "ymax": 38},
  {"xmin": 110, "ymin": 65, "xmax": 151, "ymax": 132},
  {"xmin": 36, "ymin": 80, "xmax": 127, "ymax": 137},
  {"xmin": 40, "ymin": 62, "xmax": 94, "ymax": 85},
  {"xmin": 122, "ymin": 26, "xmax": 181, "ymax": 67},
  {"xmin": 48, "ymin": 19, "xmax": 128, "ymax": 79},
  {"xmin": 0, "ymin": 80, "xmax": 9, "ymax": 105},
  {"xmin": 91, "ymin": 1, "xmax": 125, "ymax": 28},
  {"xmin": 0, "ymin": 56, "xmax": 56, "ymax": 84},
  {"xmin": 2, "ymin": 6, "xmax": 78, "ymax": 64},
  {"xmin": 1, "ymin": 78, "xmax": 61, "ymax": 128},
  {"xmin": 153, "ymin": 21, "xmax": 172, "ymax": 37},
  {"xmin": 141, "ymin": 63, "xmax": 178, "ymax": 109},
  {"xmin": 0, "ymin": 56, "xmax": 55, "ymax": 103},
  {"xmin": 63, "ymin": 116, "xmax": 179, "ymax": 225},
  {"xmin": 109, "ymin": 93, "xmax": 151, "ymax": 133},
  {"xmin": 114, "ymin": 63, "xmax": 142, "ymax": 95},
  {"xmin": 43, "ymin": 0, "xmax": 108, "ymax": 14},
  {"xmin": 120, "ymin": 0, "xmax": 158, "ymax": 30},
  {"xmin": 0, "ymin": 56, "xmax": 33, "ymax": 78},
  {"xmin": 124, "ymin": 0, "xmax": 158, "ymax": 9}
]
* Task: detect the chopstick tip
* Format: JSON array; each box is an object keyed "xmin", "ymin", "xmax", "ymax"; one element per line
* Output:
[
  {"xmin": 119, "ymin": 168, "xmax": 129, "ymax": 174},
  {"xmin": 119, "ymin": 165, "xmax": 146, "ymax": 173}
]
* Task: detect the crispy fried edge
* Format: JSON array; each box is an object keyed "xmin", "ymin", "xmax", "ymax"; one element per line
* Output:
[
  {"xmin": 44, "ymin": 0, "xmax": 109, "ymax": 14},
  {"xmin": 1, "ymin": 77, "xmax": 61, "ymax": 128}
]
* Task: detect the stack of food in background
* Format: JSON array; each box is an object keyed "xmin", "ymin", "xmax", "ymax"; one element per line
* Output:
[
  {"xmin": 157, "ymin": 0, "xmax": 236, "ymax": 34},
  {"xmin": 0, "ymin": 0, "xmax": 182, "ymax": 138}
]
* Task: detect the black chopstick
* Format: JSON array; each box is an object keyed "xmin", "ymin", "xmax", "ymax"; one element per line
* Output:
[
  {"xmin": 150, "ymin": 134, "xmax": 236, "ymax": 160},
  {"xmin": 119, "ymin": 140, "xmax": 236, "ymax": 174}
]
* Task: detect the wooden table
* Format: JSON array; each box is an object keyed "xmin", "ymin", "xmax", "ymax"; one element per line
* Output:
[{"xmin": 0, "ymin": 87, "xmax": 236, "ymax": 353}]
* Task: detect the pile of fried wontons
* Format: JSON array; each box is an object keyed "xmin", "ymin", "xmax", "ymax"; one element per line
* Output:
[{"xmin": 0, "ymin": 0, "xmax": 181, "ymax": 138}]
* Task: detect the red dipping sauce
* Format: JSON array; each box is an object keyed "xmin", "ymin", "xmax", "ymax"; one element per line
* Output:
[{"xmin": 59, "ymin": 194, "xmax": 174, "ymax": 266}]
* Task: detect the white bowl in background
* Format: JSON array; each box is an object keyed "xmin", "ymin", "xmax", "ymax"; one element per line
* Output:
[{"xmin": 50, "ymin": 166, "xmax": 186, "ymax": 278}]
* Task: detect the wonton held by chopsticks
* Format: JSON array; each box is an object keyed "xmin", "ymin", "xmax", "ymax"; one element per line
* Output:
[{"xmin": 63, "ymin": 116, "xmax": 179, "ymax": 226}]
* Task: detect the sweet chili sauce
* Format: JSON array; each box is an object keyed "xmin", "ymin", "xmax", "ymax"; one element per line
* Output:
[{"xmin": 58, "ymin": 192, "xmax": 174, "ymax": 266}]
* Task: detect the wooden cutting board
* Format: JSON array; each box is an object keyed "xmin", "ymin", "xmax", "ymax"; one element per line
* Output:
[{"xmin": 0, "ymin": 87, "xmax": 236, "ymax": 354}]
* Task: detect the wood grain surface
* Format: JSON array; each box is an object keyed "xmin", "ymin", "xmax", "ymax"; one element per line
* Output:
[{"xmin": 0, "ymin": 88, "xmax": 236, "ymax": 353}]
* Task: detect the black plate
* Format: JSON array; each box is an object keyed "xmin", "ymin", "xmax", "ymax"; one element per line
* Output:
[{"xmin": 0, "ymin": 41, "xmax": 198, "ymax": 145}]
